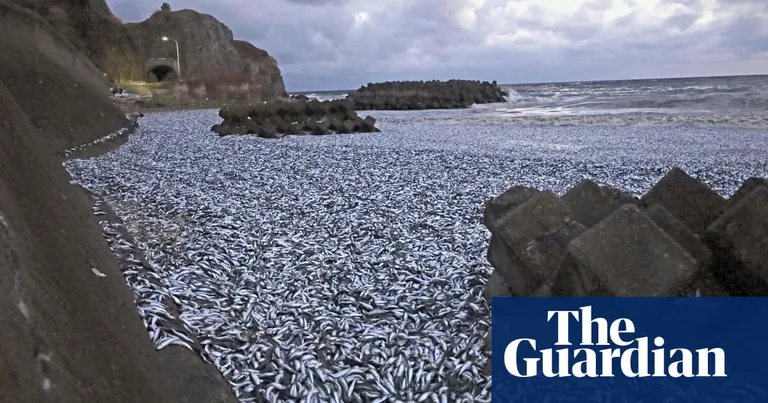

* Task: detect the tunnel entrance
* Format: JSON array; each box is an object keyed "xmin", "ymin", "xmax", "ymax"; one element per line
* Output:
[{"xmin": 147, "ymin": 65, "xmax": 177, "ymax": 82}]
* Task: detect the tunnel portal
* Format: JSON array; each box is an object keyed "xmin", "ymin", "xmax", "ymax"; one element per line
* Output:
[
  {"xmin": 145, "ymin": 58, "xmax": 179, "ymax": 82},
  {"xmin": 148, "ymin": 65, "xmax": 177, "ymax": 82}
]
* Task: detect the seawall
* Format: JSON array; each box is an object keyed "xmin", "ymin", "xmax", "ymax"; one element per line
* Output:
[{"xmin": 0, "ymin": 1, "xmax": 178, "ymax": 401}]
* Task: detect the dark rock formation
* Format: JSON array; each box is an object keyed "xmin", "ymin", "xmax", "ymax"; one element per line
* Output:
[
  {"xmin": 214, "ymin": 99, "xmax": 380, "ymax": 137},
  {"xmin": 348, "ymin": 79, "xmax": 508, "ymax": 110},
  {"xmin": 125, "ymin": 9, "xmax": 286, "ymax": 97}
]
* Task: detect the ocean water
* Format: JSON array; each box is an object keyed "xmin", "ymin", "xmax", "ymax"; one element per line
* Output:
[{"xmin": 291, "ymin": 75, "xmax": 768, "ymax": 129}]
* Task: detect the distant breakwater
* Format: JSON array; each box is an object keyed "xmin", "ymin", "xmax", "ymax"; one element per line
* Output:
[{"xmin": 345, "ymin": 79, "xmax": 508, "ymax": 110}]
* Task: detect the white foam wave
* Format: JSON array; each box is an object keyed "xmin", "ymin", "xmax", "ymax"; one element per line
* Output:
[{"xmin": 303, "ymin": 92, "xmax": 348, "ymax": 102}]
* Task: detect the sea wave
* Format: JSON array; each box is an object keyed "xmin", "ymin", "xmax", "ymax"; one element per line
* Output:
[
  {"xmin": 301, "ymin": 92, "xmax": 348, "ymax": 101},
  {"xmin": 479, "ymin": 111, "xmax": 768, "ymax": 130}
]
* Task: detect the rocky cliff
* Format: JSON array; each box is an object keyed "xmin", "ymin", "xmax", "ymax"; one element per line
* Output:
[
  {"xmin": 9, "ymin": 0, "xmax": 145, "ymax": 80},
  {"xmin": 0, "ymin": 0, "xmax": 129, "ymax": 152},
  {"xmin": 8, "ymin": 1, "xmax": 286, "ymax": 98},
  {"xmin": 125, "ymin": 9, "xmax": 286, "ymax": 97}
]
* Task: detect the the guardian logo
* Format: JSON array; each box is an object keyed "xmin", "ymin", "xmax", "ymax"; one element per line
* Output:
[{"xmin": 504, "ymin": 306, "xmax": 727, "ymax": 378}]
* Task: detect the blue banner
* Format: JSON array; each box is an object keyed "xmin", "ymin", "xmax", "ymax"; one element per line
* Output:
[{"xmin": 491, "ymin": 297, "xmax": 768, "ymax": 402}]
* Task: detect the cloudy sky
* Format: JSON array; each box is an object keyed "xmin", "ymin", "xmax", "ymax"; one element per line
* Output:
[{"xmin": 106, "ymin": 0, "xmax": 767, "ymax": 91}]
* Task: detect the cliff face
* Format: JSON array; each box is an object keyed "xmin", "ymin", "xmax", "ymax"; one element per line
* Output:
[
  {"xmin": 9, "ymin": 0, "xmax": 145, "ymax": 80},
  {"xmin": 126, "ymin": 9, "xmax": 287, "ymax": 97},
  {"xmin": 0, "ymin": 0, "xmax": 128, "ymax": 151},
  {"xmin": 7, "ymin": 1, "xmax": 287, "ymax": 97}
]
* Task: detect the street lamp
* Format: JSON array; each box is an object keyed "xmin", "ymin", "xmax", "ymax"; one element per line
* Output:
[{"xmin": 161, "ymin": 36, "xmax": 181, "ymax": 80}]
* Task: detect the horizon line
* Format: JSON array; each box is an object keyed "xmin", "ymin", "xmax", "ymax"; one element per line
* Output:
[{"xmin": 288, "ymin": 72, "xmax": 767, "ymax": 94}]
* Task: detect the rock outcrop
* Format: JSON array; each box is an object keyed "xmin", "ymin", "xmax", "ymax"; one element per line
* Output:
[
  {"xmin": 8, "ymin": 0, "xmax": 145, "ymax": 80},
  {"xmin": 7, "ymin": 1, "xmax": 286, "ymax": 99},
  {"xmin": 126, "ymin": 9, "xmax": 286, "ymax": 97},
  {"xmin": 0, "ymin": 0, "xmax": 128, "ymax": 152},
  {"xmin": 0, "ymin": 2, "xmax": 237, "ymax": 401}
]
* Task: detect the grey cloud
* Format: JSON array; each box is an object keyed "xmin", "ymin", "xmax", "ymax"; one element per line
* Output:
[
  {"xmin": 665, "ymin": 12, "xmax": 699, "ymax": 31},
  {"xmin": 106, "ymin": 0, "xmax": 768, "ymax": 91}
]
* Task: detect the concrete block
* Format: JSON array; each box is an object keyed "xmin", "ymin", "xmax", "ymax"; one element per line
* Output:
[
  {"xmin": 484, "ymin": 269, "xmax": 513, "ymax": 301},
  {"xmin": 311, "ymin": 118, "xmax": 331, "ymax": 135},
  {"xmin": 705, "ymin": 185, "xmax": 768, "ymax": 296},
  {"xmin": 641, "ymin": 167, "xmax": 726, "ymax": 235},
  {"xmin": 688, "ymin": 270, "xmax": 730, "ymax": 297},
  {"xmin": 258, "ymin": 123, "xmax": 283, "ymax": 139},
  {"xmin": 516, "ymin": 219, "xmax": 586, "ymax": 283},
  {"xmin": 646, "ymin": 203, "xmax": 725, "ymax": 296},
  {"xmin": 231, "ymin": 125, "xmax": 248, "ymax": 135},
  {"xmin": 487, "ymin": 236, "xmax": 538, "ymax": 296},
  {"xmin": 286, "ymin": 122, "xmax": 302, "ymax": 135},
  {"xmin": 561, "ymin": 179, "xmax": 640, "ymax": 228},
  {"xmin": 646, "ymin": 203, "xmax": 712, "ymax": 269},
  {"xmin": 483, "ymin": 186, "xmax": 541, "ymax": 231},
  {"xmin": 494, "ymin": 191, "xmax": 572, "ymax": 255},
  {"xmin": 553, "ymin": 204, "xmax": 699, "ymax": 296},
  {"xmin": 361, "ymin": 116, "xmax": 377, "ymax": 132},
  {"xmin": 491, "ymin": 192, "xmax": 585, "ymax": 294},
  {"xmin": 531, "ymin": 282, "xmax": 556, "ymax": 296},
  {"xmin": 728, "ymin": 178, "xmax": 768, "ymax": 208}
]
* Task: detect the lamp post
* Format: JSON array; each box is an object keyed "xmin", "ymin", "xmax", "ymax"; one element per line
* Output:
[{"xmin": 161, "ymin": 36, "xmax": 181, "ymax": 80}]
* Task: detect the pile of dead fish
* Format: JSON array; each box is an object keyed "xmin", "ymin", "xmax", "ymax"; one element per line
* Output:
[{"xmin": 64, "ymin": 108, "xmax": 768, "ymax": 402}]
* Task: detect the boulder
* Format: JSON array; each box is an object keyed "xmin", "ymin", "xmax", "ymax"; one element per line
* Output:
[
  {"xmin": 641, "ymin": 167, "xmax": 727, "ymax": 235},
  {"xmin": 561, "ymin": 179, "xmax": 640, "ymax": 228},
  {"xmin": 705, "ymin": 185, "xmax": 768, "ymax": 296},
  {"xmin": 553, "ymin": 204, "xmax": 699, "ymax": 296},
  {"xmin": 483, "ymin": 186, "xmax": 542, "ymax": 231}
]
